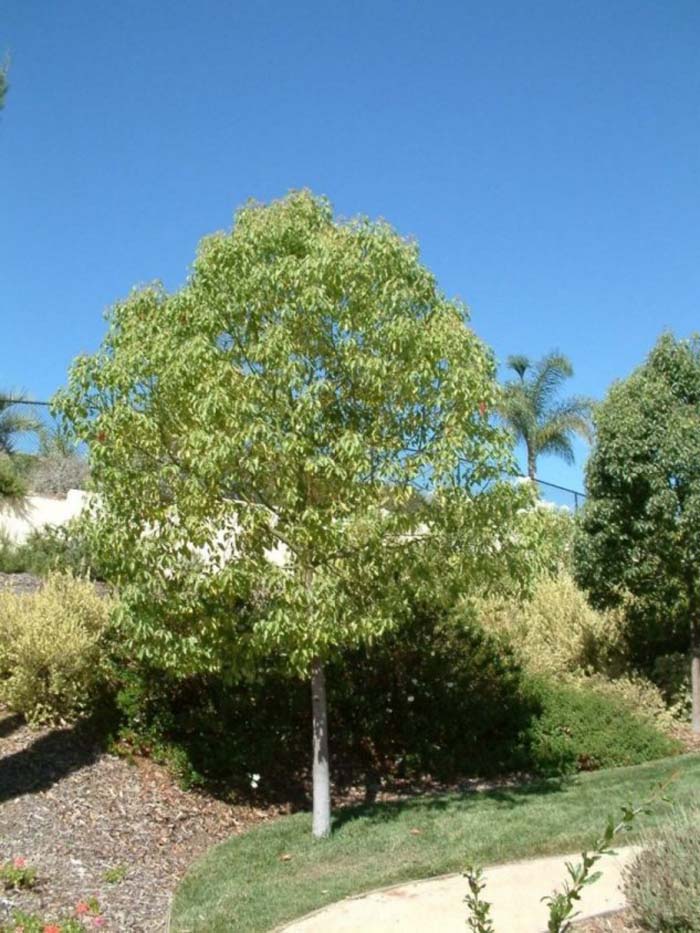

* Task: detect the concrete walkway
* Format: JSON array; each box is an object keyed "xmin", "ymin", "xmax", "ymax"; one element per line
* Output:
[{"xmin": 281, "ymin": 847, "xmax": 638, "ymax": 932}]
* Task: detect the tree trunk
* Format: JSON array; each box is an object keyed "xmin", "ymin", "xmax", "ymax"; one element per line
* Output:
[
  {"xmin": 692, "ymin": 620, "xmax": 700, "ymax": 734},
  {"xmin": 527, "ymin": 446, "xmax": 537, "ymax": 482},
  {"xmin": 311, "ymin": 657, "xmax": 331, "ymax": 838}
]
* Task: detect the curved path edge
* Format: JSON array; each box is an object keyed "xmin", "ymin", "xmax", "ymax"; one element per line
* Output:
[{"xmin": 277, "ymin": 845, "xmax": 640, "ymax": 933}]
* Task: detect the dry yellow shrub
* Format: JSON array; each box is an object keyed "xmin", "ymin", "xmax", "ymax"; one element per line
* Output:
[
  {"xmin": 0, "ymin": 573, "xmax": 110, "ymax": 724},
  {"xmin": 478, "ymin": 571, "xmax": 625, "ymax": 676},
  {"xmin": 477, "ymin": 572, "xmax": 673, "ymax": 731}
]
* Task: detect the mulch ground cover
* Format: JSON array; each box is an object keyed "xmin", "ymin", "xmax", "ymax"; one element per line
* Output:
[
  {"xmin": 0, "ymin": 710, "xmax": 285, "ymax": 932},
  {"xmin": 577, "ymin": 910, "xmax": 638, "ymax": 931}
]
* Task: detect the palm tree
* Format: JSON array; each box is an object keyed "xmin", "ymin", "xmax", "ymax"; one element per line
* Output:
[
  {"xmin": 0, "ymin": 391, "xmax": 44, "ymax": 456},
  {"xmin": 498, "ymin": 352, "xmax": 593, "ymax": 481}
]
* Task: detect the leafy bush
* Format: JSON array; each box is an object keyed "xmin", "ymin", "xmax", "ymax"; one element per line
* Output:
[
  {"xmin": 577, "ymin": 671, "xmax": 675, "ymax": 733},
  {"xmin": 0, "ymin": 455, "xmax": 26, "ymax": 499},
  {"xmin": 0, "ymin": 572, "xmax": 110, "ymax": 724},
  {"xmin": 653, "ymin": 652, "xmax": 692, "ymax": 722},
  {"xmin": 112, "ymin": 603, "xmax": 539, "ymax": 793},
  {"xmin": 0, "ymin": 522, "xmax": 101, "ymax": 578},
  {"xmin": 524, "ymin": 677, "xmax": 680, "ymax": 775},
  {"xmin": 112, "ymin": 597, "xmax": 678, "ymax": 794},
  {"xmin": 478, "ymin": 572, "xmax": 627, "ymax": 679},
  {"xmin": 624, "ymin": 809, "xmax": 700, "ymax": 932},
  {"xmin": 0, "ymin": 529, "xmax": 27, "ymax": 573}
]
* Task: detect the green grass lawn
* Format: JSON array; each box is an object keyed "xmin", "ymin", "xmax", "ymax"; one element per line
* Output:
[{"xmin": 170, "ymin": 754, "xmax": 700, "ymax": 933}]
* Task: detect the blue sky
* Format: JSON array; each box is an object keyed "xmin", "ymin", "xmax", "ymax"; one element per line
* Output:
[{"xmin": 2, "ymin": 0, "xmax": 699, "ymax": 491}]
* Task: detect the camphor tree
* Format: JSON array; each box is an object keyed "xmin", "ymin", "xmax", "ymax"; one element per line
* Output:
[
  {"xmin": 58, "ymin": 191, "xmax": 533, "ymax": 837},
  {"xmin": 499, "ymin": 352, "xmax": 592, "ymax": 480},
  {"xmin": 575, "ymin": 334, "xmax": 700, "ymax": 732}
]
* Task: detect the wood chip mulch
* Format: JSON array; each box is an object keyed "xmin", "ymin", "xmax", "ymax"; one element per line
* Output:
[
  {"xmin": 0, "ymin": 712, "xmax": 287, "ymax": 932},
  {"xmin": 576, "ymin": 909, "xmax": 639, "ymax": 931}
]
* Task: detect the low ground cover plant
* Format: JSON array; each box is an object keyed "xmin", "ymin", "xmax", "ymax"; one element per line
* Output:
[
  {"xmin": 0, "ymin": 899, "xmax": 106, "ymax": 932},
  {"xmin": 623, "ymin": 809, "xmax": 700, "ymax": 932},
  {"xmin": 465, "ymin": 789, "xmax": 664, "ymax": 933},
  {"xmin": 0, "ymin": 856, "xmax": 36, "ymax": 890}
]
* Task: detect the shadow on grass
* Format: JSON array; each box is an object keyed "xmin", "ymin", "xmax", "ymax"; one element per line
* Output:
[
  {"xmin": 331, "ymin": 774, "xmax": 570, "ymax": 832},
  {"xmin": 0, "ymin": 714, "xmax": 107, "ymax": 804}
]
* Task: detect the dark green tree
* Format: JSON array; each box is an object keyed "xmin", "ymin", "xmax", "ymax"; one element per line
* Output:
[
  {"xmin": 498, "ymin": 352, "xmax": 592, "ymax": 480},
  {"xmin": 574, "ymin": 334, "xmax": 700, "ymax": 732}
]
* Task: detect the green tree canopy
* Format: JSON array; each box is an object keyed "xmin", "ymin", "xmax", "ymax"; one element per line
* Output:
[
  {"xmin": 574, "ymin": 333, "xmax": 700, "ymax": 732},
  {"xmin": 58, "ymin": 191, "xmax": 536, "ymax": 835},
  {"xmin": 498, "ymin": 351, "xmax": 592, "ymax": 480}
]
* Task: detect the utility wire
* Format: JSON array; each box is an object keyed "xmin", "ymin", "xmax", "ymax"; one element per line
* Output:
[{"xmin": 0, "ymin": 398, "xmax": 51, "ymax": 406}]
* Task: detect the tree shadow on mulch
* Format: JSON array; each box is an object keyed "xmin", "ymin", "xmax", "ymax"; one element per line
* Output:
[
  {"xmin": 0, "ymin": 716, "xmax": 105, "ymax": 804},
  {"xmin": 0, "ymin": 712, "xmax": 23, "ymax": 740}
]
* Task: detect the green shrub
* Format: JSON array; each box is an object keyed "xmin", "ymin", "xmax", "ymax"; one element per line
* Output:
[
  {"xmin": 624, "ymin": 810, "xmax": 700, "ymax": 932},
  {"xmin": 653, "ymin": 652, "xmax": 692, "ymax": 722},
  {"xmin": 0, "ymin": 522, "xmax": 101, "ymax": 578},
  {"xmin": 112, "ymin": 603, "xmax": 539, "ymax": 792},
  {"xmin": 112, "ymin": 600, "xmax": 679, "ymax": 793},
  {"xmin": 524, "ymin": 677, "xmax": 681, "ymax": 775},
  {"xmin": 0, "ymin": 530, "xmax": 26, "ymax": 573},
  {"xmin": 577, "ymin": 672, "xmax": 675, "ymax": 733},
  {"xmin": 0, "ymin": 456, "xmax": 26, "ymax": 500},
  {"xmin": 0, "ymin": 572, "xmax": 110, "ymax": 724}
]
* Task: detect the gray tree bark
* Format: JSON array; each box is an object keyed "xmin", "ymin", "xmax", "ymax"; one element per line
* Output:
[
  {"xmin": 527, "ymin": 446, "xmax": 537, "ymax": 482},
  {"xmin": 311, "ymin": 657, "xmax": 331, "ymax": 838}
]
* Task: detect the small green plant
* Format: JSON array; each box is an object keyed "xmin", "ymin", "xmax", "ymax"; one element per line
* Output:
[
  {"xmin": 463, "ymin": 864, "xmax": 495, "ymax": 933},
  {"xmin": 0, "ymin": 897, "xmax": 106, "ymax": 931},
  {"xmin": 542, "ymin": 802, "xmax": 647, "ymax": 932},
  {"xmin": 0, "ymin": 855, "xmax": 36, "ymax": 890},
  {"xmin": 102, "ymin": 864, "xmax": 127, "ymax": 884},
  {"xmin": 0, "ymin": 913, "xmax": 84, "ymax": 932},
  {"xmin": 0, "ymin": 455, "xmax": 27, "ymax": 500},
  {"xmin": 465, "ymin": 780, "xmax": 674, "ymax": 933}
]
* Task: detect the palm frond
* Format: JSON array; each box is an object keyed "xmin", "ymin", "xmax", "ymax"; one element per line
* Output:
[
  {"xmin": 497, "ymin": 350, "xmax": 593, "ymax": 476},
  {"xmin": 546, "ymin": 396, "xmax": 594, "ymax": 443},
  {"xmin": 506, "ymin": 354, "xmax": 531, "ymax": 381},
  {"xmin": 0, "ymin": 390, "xmax": 45, "ymax": 455},
  {"xmin": 532, "ymin": 351, "xmax": 574, "ymax": 411},
  {"xmin": 535, "ymin": 432, "xmax": 576, "ymax": 465}
]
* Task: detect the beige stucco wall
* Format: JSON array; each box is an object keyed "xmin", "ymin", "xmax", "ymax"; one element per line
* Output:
[{"xmin": 0, "ymin": 489, "xmax": 89, "ymax": 544}]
